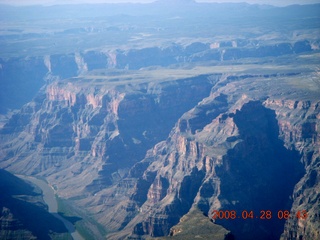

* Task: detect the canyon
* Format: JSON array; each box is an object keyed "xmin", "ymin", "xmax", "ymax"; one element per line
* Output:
[
  {"xmin": 0, "ymin": 2, "xmax": 319, "ymax": 240},
  {"xmin": 0, "ymin": 169, "xmax": 71, "ymax": 239}
]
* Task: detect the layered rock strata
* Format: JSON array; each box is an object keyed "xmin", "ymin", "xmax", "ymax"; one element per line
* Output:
[
  {"xmin": 1, "ymin": 38, "xmax": 318, "ymax": 113},
  {"xmin": 0, "ymin": 65, "xmax": 319, "ymax": 239}
]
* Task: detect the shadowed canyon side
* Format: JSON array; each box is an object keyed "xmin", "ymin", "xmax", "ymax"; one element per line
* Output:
[{"xmin": 215, "ymin": 101, "xmax": 304, "ymax": 240}]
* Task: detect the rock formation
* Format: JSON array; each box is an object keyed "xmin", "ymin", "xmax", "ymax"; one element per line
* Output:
[
  {"xmin": 0, "ymin": 39, "xmax": 318, "ymax": 114},
  {"xmin": 1, "ymin": 62, "xmax": 319, "ymax": 239},
  {"xmin": 0, "ymin": 2, "xmax": 319, "ymax": 240}
]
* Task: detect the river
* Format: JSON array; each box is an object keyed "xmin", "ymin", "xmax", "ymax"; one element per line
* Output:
[{"xmin": 16, "ymin": 175, "xmax": 84, "ymax": 240}]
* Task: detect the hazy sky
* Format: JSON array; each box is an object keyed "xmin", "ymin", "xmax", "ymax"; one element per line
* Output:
[{"xmin": 0, "ymin": 0, "xmax": 320, "ymax": 6}]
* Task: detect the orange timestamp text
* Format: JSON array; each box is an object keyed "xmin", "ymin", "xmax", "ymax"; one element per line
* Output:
[{"xmin": 211, "ymin": 210, "xmax": 308, "ymax": 220}]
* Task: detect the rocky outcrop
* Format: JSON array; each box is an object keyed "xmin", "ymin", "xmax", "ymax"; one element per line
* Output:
[
  {"xmin": 1, "ymin": 38, "xmax": 317, "ymax": 114},
  {"xmin": 0, "ymin": 65, "xmax": 319, "ymax": 240},
  {"xmin": 264, "ymin": 100, "xmax": 320, "ymax": 240},
  {"xmin": 102, "ymin": 70, "xmax": 319, "ymax": 239},
  {"xmin": 0, "ymin": 66, "xmax": 319, "ymax": 239},
  {"xmin": 0, "ymin": 73, "xmax": 216, "ymax": 198},
  {"xmin": 1, "ymin": 2, "xmax": 319, "ymax": 240},
  {"xmin": 213, "ymin": 101, "xmax": 304, "ymax": 240}
]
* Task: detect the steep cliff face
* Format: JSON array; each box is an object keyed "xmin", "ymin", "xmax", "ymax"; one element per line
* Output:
[
  {"xmin": 264, "ymin": 99, "xmax": 320, "ymax": 240},
  {"xmin": 1, "ymin": 3, "xmax": 319, "ymax": 239},
  {"xmin": 101, "ymin": 72, "xmax": 319, "ymax": 239},
  {"xmin": 214, "ymin": 101, "xmax": 304, "ymax": 240},
  {"xmin": 0, "ymin": 73, "xmax": 215, "ymax": 199},
  {"xmin": 1, "ymin": 65, "xmax": 319, "ymax": 239},
  {"xmin": 1, "ymin": 38, "xmax": 317, "ymax": 114}
]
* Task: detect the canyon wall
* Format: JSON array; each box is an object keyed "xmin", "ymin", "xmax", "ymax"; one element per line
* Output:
[
  {"xmin": 1, "ymin": 68, "xmax": 319, "ymax": 239},
  {"xmin": 1, "ymin": 39, "xmax": 318, "ymax": 114},
  {"xmin": 1, "ymin": 3, "xmax": 319, "ymax": 239}
]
